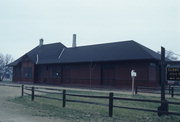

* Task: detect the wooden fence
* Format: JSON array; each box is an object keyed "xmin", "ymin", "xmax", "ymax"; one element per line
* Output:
[
  {"xmin": 135, "ymin": 86, "xmax": 180, "ymax": 98},
  {"xmin": 0, "ymin": 83, "xmax": 180, "ymax": 117}
]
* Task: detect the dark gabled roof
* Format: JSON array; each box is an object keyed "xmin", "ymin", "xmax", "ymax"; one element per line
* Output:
[
  {"xmin": 59, "ymin": 40, "xmax": 160, "ymax": 63},
  {"xmin": 9, "ymin": 42, "xmax": 66, "ymax": 66},
  {"xmin": 27, "ymin": 42, "xmax": 66, "ymax": 64},
  {"xmin": 9, "ymin": 40, "xmax": 161, "ymax": 66},
  {"xmin": 8, "ymin": 56, "xmax": 23, "ymax": 66}
]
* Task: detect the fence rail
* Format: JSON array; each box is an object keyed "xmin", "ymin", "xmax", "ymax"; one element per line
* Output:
[
  {"xmin": 0, "ymin": 83, "xmax": 180, "ymax": 117},
  {"xmin": 66, "ymin": 93, "xmax": 108, "ymax": 99},
  {"xmin": 113, "ymin": 97, "xmax": 161, "ymax": 103},
  {"xmin": 24, "ymin": 92, "xmax": 31, "ymax": 96},
  {"xmin": 35, "ymin": 87, "xmax": 62, "ymax": 91},
  {"xmin": 113, "ymin": 105, "xmax": 158, "ymax": 113},
  {"xmin": 35, "ymin": 89, "xmax": 62, "ymax": 95},
  {"xmin": 0, "ymin": 83, "xmax": 21, "ymax": 88},
  {"xmin": 34, "ymin": 94, "xmax": 62, "ymax": 101},
  {"xmin": 66, "ymin": 99, "xmax": 108, "ymax": 107},
  {"xmin": 135, "ymin": 85, "xmax": 180, "ymax": 98}
]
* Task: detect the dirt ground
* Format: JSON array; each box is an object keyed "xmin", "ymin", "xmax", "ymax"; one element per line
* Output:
[{"xmin": 0, "ymin": 86, "xmax": 68, "ymax": 122}]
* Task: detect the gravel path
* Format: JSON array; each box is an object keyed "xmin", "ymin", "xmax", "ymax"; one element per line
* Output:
[{"xmin": 0, "ymin": 86, "xmax": 67, "ymax": 122}]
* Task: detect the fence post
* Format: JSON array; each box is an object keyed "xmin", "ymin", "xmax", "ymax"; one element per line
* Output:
[
  {"xmin": 31, "ymin": 87, "xmax": 34, "ymax": 101},
  {"xmin": 135, "ymin": 86, "xmax": 138, "ymax": 94},
  {"xmin": 171, "ymin": 87, "xmax": 174, "ymax": 98},
  {"xmin": 109, "ymin": 92, "xmax": 114, "ymax": 117},
  {"xmin": 62, "ymin": 90, "xmax": 66, "ymax": 107},
  {"xmin": 21, "ymin": 85, "xmax": 24, "ymax": 97}
]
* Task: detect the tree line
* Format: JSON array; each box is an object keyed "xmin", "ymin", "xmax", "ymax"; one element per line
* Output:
[{"xmin": 0, "ymin": 53, "xmax": 13, "ymax": 81}]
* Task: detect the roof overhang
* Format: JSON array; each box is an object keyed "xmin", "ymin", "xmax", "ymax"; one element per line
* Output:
[{"xmin": 166, "ymin": 61, "xmax": 180, "ymax": 65}]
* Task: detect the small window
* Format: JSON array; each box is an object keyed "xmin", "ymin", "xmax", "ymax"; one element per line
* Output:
[
  {"xmin": 52, "ymin": 65, "xmax": 61, "ymax": 78},
  {"xmin": 150, "ymin": 63, "xmax": 156, "ymax": 67},
  {"xmin": 52, "ymin": 72, "xmax": 61, "ymax": 78},
  {"xmin": 149, "ymin": 63, "xmax": 156, "ymax": 81}
]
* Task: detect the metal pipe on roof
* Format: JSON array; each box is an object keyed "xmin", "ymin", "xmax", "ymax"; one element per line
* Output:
[
  {"xmin": 72, "ymin": 34, "xmax": 76, "ymax": 47},
  {"xmin": 39, "ymin": 38, "xmax": 44, "ymax": 47}
]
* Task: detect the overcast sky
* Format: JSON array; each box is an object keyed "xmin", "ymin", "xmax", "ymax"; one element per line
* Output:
[{"xmin": 0, "ymin": 0, "xmax": 180, "ymax": 59}]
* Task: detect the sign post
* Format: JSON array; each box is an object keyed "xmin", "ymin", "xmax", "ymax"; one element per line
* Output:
[
  {"xmin": 131, "ymin": 70, "xmax": 137, "ymax": 95},
  {"xmin": 158, "ymin": 47, "xmax": 168, "ymax": 116},
  {"xmin": 157, "ymin": 47, "xmax": 180, "ymax": 116}
]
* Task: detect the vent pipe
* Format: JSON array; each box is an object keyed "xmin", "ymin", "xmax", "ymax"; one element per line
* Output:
[
  {"xmin": 72, "ymin": 34, "xmax": 76, "ymax": 47},
  {"xmin": 39, "ymin": 38, "xmax": 44, "ymax": 47}
]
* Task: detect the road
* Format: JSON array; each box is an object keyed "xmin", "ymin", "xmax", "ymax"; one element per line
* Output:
[{"xmin": 0, "ymin": 86, "xmax": 67, "ymax": 122}]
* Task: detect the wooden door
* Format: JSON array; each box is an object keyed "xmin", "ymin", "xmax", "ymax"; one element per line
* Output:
[{"xmin": 102, "ymin": 64, "xmax": 115, "ymax": 86}]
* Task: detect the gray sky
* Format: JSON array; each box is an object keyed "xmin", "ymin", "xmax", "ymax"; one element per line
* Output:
[{"xmin": 0, "ymin": 0, "xmax": 180, "ymax": 59}]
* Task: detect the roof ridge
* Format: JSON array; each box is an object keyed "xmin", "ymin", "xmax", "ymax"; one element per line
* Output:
[
  {"xmin": 42, "ymin": 42, "xmax": 66, "ymax": 47},
  {"xmin": 133, "ymin": 41, "xmax": 158, "ymax": 59},
  {"xmin": 67, "ymin": 40, "xmax": 134, "ymax": 49}
]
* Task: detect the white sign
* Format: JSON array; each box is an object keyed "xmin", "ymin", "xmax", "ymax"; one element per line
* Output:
[
  {"xmin": 131, "ymin": 70, "xmax": 137, "ymax": 77},
  {"xmin": 131, "ymin": 70, "xmax": 137, "ymax": 95}
]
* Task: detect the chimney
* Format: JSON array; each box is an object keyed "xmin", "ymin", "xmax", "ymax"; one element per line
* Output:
[
  {"xmin": 39, "ymin": 38, "xmax": 44, "ymax": 47},
  {"xmin": 72, "ymin": 34, "xmax": 76, "ymax": 47}
]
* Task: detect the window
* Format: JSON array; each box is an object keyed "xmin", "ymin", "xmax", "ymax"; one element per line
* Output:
[
  {"xmin": 52, "ymin": 66, "xmax": 61, "ymax": 78},
  {"xmin": 149, "ymin": 63, "xmax": 157, "ymax": 81},
  {"xmin": 102, "ymin": 64, "xmax": 115, "ymax": 86},
  {"xmin": 52, "ymin": 71, "xmax": 61, "ymax": 78},
  {"xmin": 23, "ymin": 67, "xmax": 32, "ymax": 78},
  {"xmin": 149, "ymin": 63, "xmax": 156, "ymax": 67},
  {"xmin": 63, "ymin": 65, "xmax": 71, "ymax": 83}
]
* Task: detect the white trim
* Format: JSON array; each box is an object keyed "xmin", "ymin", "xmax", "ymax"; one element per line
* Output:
[
  {"xmin": 58, "ymin": 48, "xmax": 65, "ymax": 59},
  {"xmin": 36, "ymin": 54, "xmax": 39, "ymax": 64}
]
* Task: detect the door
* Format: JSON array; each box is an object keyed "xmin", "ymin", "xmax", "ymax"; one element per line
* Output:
[{"xmin": 102, "ymin": 64, "xmax": 115, "ymax": 86}]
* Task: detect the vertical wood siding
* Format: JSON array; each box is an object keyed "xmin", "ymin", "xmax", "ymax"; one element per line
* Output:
[{"xmin": 13, "ymin": 60, "xmax": 160, "ymax": 88}]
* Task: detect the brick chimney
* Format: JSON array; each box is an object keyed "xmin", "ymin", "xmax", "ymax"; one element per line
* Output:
[
  {"xmin": 72, "ymin": 34, "xmax": 76, "ymax": 48},
  {"xmin": 39, "ymin": 38, "xmax": 44, "ymax": 47}
]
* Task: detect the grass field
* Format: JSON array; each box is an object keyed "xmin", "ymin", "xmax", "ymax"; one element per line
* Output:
[{"xmin": 10, "ymin": 89, "xmax": 180, "ymax": 122}]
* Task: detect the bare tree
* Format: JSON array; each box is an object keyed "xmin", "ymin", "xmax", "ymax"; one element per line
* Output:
[
  {"xmin": 0, "ymin": 53, "xmax": 13, "ymax": 81},
  {"xmin": 165, "ymin": 51, "xmax": 178, "ymax": 61},
  {"xmin": 157, "ymin": 50, "xmax": 178, "ymax": 61},
  {"xmin": 0, "ymin": 54, "xmax": 5, "ymax": 77}
]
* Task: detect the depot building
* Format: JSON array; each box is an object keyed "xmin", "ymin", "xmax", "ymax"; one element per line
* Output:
[{"xmin": 9, "ymin": 35, "xmax": 161, "ymax": 88}]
